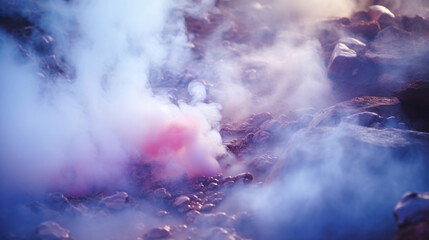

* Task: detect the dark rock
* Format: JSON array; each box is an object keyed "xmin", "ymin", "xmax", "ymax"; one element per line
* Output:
[
  {"xmin": 394, "ymin": 192, "xmax": 429, "ymax": 228},
  {"xmin": 402, "ymin": 16, "xmax": 429, "ymax": 37},
  {"xmin": 346, "ymin": 21, "xmax": 380, "ymax": 40},
  {"xmin": 351, "ymin": 11, "xmax": 372, "ymax": 23},
  {"xmin": 396, "ymin": 80, "xmax": 429, "ymax": 132},
  {"xmin": 393, "ymin": 220, "xmax": 429, "ymax": 240},
  {"xmin": 144, "ymin": 226, "xmax": 171, "ymax": 240},
  {"xmin": 99, "ymin": 192, "xmax": 129, "ymax": 210},
  {"xmin": 397, "ymin": 80, "xmax": 429, "ymax": 109},
  {"xmin": 34, "ymin": 221, "xmax": 71, "ymax": 240},
  {"xmin": 153, "ymin": 188, "xmax": 172, "ymax": 200},
  {"xmin": 327, "ymin": 43, "xmax": 359, "ymax": 78},
  {"xmin": 247, "ymin": 112, "xmax": 273, "ymax": 127}
]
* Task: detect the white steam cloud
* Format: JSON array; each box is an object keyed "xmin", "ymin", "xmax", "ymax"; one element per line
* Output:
[{"xmin": 0, "ymin": 0, "xmax": 224, "ymax": 194}]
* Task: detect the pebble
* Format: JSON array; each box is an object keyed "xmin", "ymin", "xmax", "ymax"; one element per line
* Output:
[
  {"xmin": 173, "ymin": 196, "xmax": 191, "ymax": 208},
  {"xmin": 144, "ymin": 226, "xmax": 171, "ymax": 239},
  {"xmin": 201, "ymin": 203, "xmax": 216, "ymax": 212},
  {"xmin": 206, "ymin": 182, "xmax": 219, "ymax": 191}
]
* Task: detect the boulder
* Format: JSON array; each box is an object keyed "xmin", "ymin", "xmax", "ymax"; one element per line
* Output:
[
  {"xmin": 394, "ymin": 192, "xmax": 429, "ymax": 227},
  {"xmin": 327, "ymin": 43, "xmax": 359, "ymax": 78}
]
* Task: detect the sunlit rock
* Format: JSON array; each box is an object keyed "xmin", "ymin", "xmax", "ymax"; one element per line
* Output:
[{"xmin": 327, "ymin": 43, "xmax": 359, "ymax": 78}]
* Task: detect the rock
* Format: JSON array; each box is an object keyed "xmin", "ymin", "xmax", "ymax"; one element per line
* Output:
[
  {"xmin": 144, "ymin": 226, "xmax": 171, "ymax": 239},
  {"xmin": 206, "ymin": 182, "xmax": 219, "ymax": 191},
  {"xmin": 153, "ymin": 188, "xmax": 171, "ymax": 200},
  {"xmin": 368, "ymin": 5, "xmax": 395, "ymax": 21},
  {"xmin": 397, "ymin": 80, "xmax": 429, "ymax": 109},
  {"xmin": 346, "ymin": 21, "xmax": 380, "ymax": 40},
  {"xmin": 327, "ymin": 43, "xmax": 359, "ymax": 78},
  {"xmin": 309, "ymin": 96, "xmax": 401, "ymax": 128},
  {"xmin": 351, "ymin": 11, "xmax": 372, "ymax": 23},
  {"xmin": 173, "ymin": 196, "xmax": 191, "ymax": 208},
  {"xmin": 394, "ymin": 192, "xmax": 429, "ymax": 227},
  {"xmin": 236, "ymin": 172, "xmax": 253, "ymax": 184},
  {"xmin": 344, "ymin": 112, "xmax": 384, "ymax": 127},
  {"xmin": 402, "ymin": 16, "xmax": 429, "ymax": 37},
  {"xmin": 99, "ymin": 192, "xmax": 129, "ymax": 210},
  {"xmin": 338, "ymin": 37, "xmax": 366, "ymax": 53},
  {"xmin": 34, "ymin": 221, "xmax": 71, "ymax": 240},
  {"xmin": 393, "ymin": 220, "xmax": 429, "ymax": 240},
  {"xmin": 252, "ymin": 130, "xmax": 271, "ymax": 144},
  {"xmin": 396, "ymin": 80, "xmax": 429, "ymax": 132},
  {"xmin": 201, "ymin": 203, "xmax": 216, "ymax": 212}
]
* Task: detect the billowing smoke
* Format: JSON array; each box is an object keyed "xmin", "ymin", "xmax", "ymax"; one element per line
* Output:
[{"xmin": 0, "ymin": 0, "xmax": 224, "ymax": 194}]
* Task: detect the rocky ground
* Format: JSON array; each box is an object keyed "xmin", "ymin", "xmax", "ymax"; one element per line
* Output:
[{"xmin": 1, "ymin": 0, "xmax": 429, "ymax": 239}]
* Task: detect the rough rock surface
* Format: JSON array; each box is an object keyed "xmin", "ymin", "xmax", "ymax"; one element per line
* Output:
[
  {"xmin": 394, "ymin": 192, "xmax": 429, "ymax": 227},
  {"xmin": 34, "ymin": 221, "xmax": 71, "ymax": 240}
]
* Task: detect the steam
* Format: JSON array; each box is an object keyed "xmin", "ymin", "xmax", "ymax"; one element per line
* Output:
[{"xmin": 0, "ymin": 0, "xmax": 224, "ymax": 194}]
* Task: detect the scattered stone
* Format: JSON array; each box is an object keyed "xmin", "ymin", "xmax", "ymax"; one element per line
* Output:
[
  {"xmin": 201, "ymin": 203, "xmax": 216, "ymax": 212},
  {"xmin": 34, "ymin": 221, "xmax": 71, "ymax": 240},
  {"xmin": 394, "ymin": 192, "xmax": 429, "ymax": 228},
  {"xmin": 206, "ymin": 182, "xmax": 219, "ymax": 191},
  {"xmin": 144, "ymin": 226, "xmax": 171, "ymax": 240},
  {"xmin": 99, "ymin": 192, "xmax": 129, "ymax": 210},
  {"xmin": 173, "ymin": 196, "xmax": 191, "ymax": 208}
]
